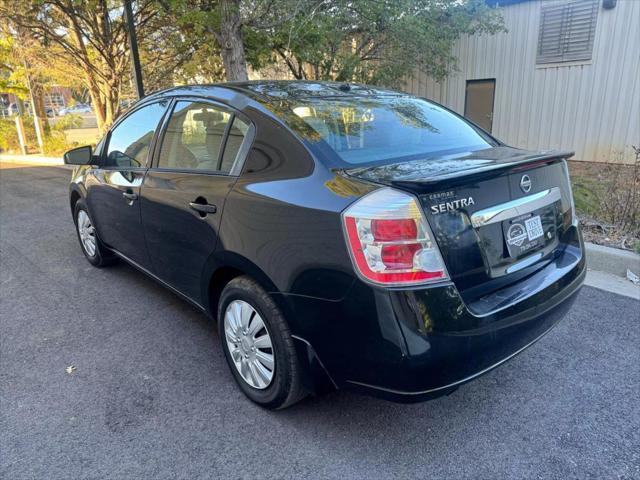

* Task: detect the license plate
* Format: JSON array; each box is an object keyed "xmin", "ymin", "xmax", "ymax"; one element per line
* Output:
[{"xmin": 502, "ymin": 214, "xmax": 547, "ymax": 258}]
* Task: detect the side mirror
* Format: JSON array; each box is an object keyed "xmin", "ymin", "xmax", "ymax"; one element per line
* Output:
[{"xmin": 64, "ymin": 145, "xmax": 93, "ymax": 165}]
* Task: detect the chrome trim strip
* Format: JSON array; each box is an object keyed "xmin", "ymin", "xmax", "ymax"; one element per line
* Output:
[
  {"xmin": 471, "ymin": 187, "xmax": 561, "ymax": 228},
  {"xmin": 505, "ymin": 252, "xmax": 544, "ymax": 274}
]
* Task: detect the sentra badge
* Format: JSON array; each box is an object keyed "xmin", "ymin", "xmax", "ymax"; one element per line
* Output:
[{"xmin": 429, "ymin": 191, "xmax": 475, "ymax": 214}]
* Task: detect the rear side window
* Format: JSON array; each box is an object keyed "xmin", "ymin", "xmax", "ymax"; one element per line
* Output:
[
  {"xmin": 286, "ymin": 96, "xmax": 496, "ymax": 167},
  {"xmin": 158, "ymin": 101, "xmax": 249, "ymax": 173},
  {"xmin": 220, "ymin": 117, "xmax": 250, "ymax": 173},
  {"xmin": 104, "ymin": 101, "xmax": 168, "ymax": 168}
]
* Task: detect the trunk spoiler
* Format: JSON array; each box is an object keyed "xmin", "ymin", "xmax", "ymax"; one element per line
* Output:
[{"xmin": 342, "ymin": 148, "xmax": 575, "ymax": 187}]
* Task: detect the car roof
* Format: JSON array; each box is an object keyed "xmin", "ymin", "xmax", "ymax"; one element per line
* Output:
[
  {"xmin": 143, "ymin": 80, "xmax": 405, "ymax": 109},
  {"xmin": 224, "ymin": 80, "xmax": 403, "ymax": 100}
]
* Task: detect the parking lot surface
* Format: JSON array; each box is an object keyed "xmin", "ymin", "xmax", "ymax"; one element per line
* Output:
[{"xmin": 1, "ymin": 164, "xmax": 639, "ymax": 479}]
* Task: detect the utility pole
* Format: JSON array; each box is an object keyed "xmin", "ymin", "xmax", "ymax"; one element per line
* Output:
[
  {"xmin": 14, "ymin": 98, "xmax": 28, "ymax": 155},
  {"xmin": 24, "ymin": 60, "xmax": 47, "ymax": 153},
  {"xmin": 123, "ymin": 0, "xmax": 144, "ymax": 99}
]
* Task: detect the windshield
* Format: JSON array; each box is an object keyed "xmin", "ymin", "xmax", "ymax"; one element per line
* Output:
[{"xmin": 285, "ymin": 96, "xmax": 496, "ymax": 167}]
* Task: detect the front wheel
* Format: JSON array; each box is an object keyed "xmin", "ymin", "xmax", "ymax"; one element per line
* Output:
[
  {"xmin": 73, "ymin": 199, "xmax": 116, "ymax": 268},
  {"xmin": 218, "ymin": 276, "xmax": 307, "ymax": 409}
]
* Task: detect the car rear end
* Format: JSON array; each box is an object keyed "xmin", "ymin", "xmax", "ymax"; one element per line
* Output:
[
  {"xmin": 258, "ymin": 86, "xmax": 585, "ymax": 400},
  {"xmin": 339, "ymin": 153, "xmax": 584, "ymax": 399}
]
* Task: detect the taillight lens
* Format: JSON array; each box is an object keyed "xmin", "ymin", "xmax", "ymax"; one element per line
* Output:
[{"xmin": 342, "ymin": 188, "xmax": 448, "ymax": 286}]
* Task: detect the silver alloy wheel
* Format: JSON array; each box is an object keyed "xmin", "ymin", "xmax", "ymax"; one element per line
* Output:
[
  {"xmin": 223, "ymin": 300, "xmax": 275, "ymax": 389},
  {"xmin": 77, "ymin": 210, "xmax": 97, "ymax": 257}
]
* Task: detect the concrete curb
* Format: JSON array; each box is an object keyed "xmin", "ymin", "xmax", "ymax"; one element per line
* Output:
[
  {"xmin": 0, "ymin": 154, "xmax": 64, "ymax": 165},
  {"xmin": 585, "ymin": 242, "xmax": 640, "ymax": 278},
  {"xmin": 584, "ymin": 270, "xmax": 639, "ymax": 299}
]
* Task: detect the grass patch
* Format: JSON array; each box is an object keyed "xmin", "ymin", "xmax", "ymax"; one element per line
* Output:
[{"xmin": 571, "ymin": 177, "xmax": 602, "ymax": 217}]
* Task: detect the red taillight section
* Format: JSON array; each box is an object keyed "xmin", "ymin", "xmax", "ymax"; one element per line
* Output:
[
  {"xmin": 371, "ymin": 218, "xmax": 417, "ymax": 241},
  {"xmin": 381, "ymin": 243, "xmax": 422, "ymax": 269},
  {"xmin": 342, "ymin": 188, "xmax": 448, "ymax": 287}
]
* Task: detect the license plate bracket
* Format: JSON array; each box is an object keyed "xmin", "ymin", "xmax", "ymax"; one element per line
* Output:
[{"xmin": 502, "ymin": 213, "xmax": 551, "ymax": 258}]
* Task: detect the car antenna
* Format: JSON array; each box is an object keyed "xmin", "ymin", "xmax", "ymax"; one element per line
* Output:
[{"xmin": 338, "ymin": 83, "xmax": 351, "ymax": 92}]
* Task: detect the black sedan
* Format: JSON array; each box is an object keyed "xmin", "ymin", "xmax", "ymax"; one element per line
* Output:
[{"xmin": 64, "ymin": 81, "xmax": 585, "ymax": 409}]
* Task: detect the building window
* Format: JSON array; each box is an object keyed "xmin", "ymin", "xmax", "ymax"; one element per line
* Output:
[
  {"xmin": 45, "ymin": 93, "xmax": 65, "ymax": 109},
  {"xmin": 536, "ymin": 0, "xmax": 599, "ymax": 65}
]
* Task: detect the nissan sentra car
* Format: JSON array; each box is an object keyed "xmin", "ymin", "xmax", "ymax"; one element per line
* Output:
[{"xmin": 64, "ymin": 81, "xmax": 585, "ymax": 409}]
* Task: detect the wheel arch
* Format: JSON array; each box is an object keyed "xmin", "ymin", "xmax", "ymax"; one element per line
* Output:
[
  {"xmin": 69, "ymin": 184, "xmax": 86, "ymax": 215},
  {"xmin": 202, "ymin": 250, "xmax": 335, "ymax": 396},
  {"xmin": 202, "ymin": 250, "xmax": 287, "ymax": 322}
]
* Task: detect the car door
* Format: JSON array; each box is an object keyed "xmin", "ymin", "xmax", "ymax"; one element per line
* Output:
[
  {"xmin": 87, "ymin": 100, "xmax": 169, "ymax": 268},
  {"xmin": 140, "ymin": 98, "xmax": 253, "ymax": 303}
]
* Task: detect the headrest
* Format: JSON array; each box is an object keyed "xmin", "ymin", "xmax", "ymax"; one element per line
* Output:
[{"xmin": 193, "ymin": 109, "xmax": 224, "ymax": 124}]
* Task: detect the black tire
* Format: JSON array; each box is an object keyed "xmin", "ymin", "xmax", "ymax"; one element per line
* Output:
[
  {"xmin": 218, "ymin": 275, "xmax": 307, "ymax": 409},
  {"xmin": 73, "ymin": 199, "xmax": 117, "ymax": 268}
]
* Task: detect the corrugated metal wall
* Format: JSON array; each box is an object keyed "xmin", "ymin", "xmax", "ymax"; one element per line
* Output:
[{"xmin": 404, "ymin": 0, "xmax": 640, "ymax": 164}]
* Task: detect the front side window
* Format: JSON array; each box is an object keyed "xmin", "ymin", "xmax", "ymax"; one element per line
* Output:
[
  {"xmin": 158, "ymin": 101, "xmax": 248, "ymax": 173},
  {"xmin": 104, "ymin": 101, "xmax": 168, "ymax": 168},
  {"xmin": 285, "ymin": 96, "xmax": 495, "ymax": 167}
]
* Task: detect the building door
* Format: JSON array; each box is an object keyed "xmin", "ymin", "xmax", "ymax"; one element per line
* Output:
[{"xmin": 464, "ymin": 79, "xmax": 495, "ymax": 133}]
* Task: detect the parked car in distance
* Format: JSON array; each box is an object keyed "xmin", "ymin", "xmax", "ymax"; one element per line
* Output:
[
  {"xmin": 58, "ymin": 103, "xmax": 92, "ymax": 116},
  {"xmin": 6, "ymin": 102, "xmax": 56, "ymax": 117},
  {"xmin": 64, "ymin": 81, "xmax": 585, "ymax": 409}
]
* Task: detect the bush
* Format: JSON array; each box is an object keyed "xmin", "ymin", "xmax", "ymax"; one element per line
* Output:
[
  {"xmin": 0, "ymin": 117, "xmax": 78, "ymax": 155},
  {"xmin": 51, "ymin": 113, "xmax": 83, "ymax": 131},
  {"xmin": 570, "ymin": 149, "xmax": 640, "ymax": 251},
  {"xmin": 43, "ymin": 131, "xmax": 78, "ymax": 156},
  {"xmin": 0, "ymin": 117, "xmax": 37, "ymax": 152}
]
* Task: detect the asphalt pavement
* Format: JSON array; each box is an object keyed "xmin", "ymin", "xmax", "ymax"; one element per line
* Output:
[{"xmin": 1, "ymin": 164, "xmax": 639, "ymax": 479}]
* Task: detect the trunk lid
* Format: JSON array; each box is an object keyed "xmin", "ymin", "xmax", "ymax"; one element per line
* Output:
[{"xmin": 344, "ymin": 147, "xmax": 576, "ymax": 301}]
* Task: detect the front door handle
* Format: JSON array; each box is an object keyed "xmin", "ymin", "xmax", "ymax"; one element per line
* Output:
[
  {"xmin": 189, "ymin": 202, "xmax": 217, "ymax": 215},
  {"xmin": 122, "ymin": 192, "xmax": 138, "ymax": 202}
]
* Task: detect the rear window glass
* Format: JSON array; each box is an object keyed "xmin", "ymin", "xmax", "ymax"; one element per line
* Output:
[{"xmin": 286, "ymin": 96, "xmax": 495, "ymax": 166}]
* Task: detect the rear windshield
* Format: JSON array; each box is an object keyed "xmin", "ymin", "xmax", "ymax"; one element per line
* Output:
[{"xmin": 284, "ymin": 96, "xmax": 496, "ymax": 167}]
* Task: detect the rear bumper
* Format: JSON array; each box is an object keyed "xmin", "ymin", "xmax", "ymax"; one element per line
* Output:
[
  {"xmin": 282, "ymin": 225, "xmax": 586, "ymax": 402},
  {"xmin": 348, "ymin": 272, "xmax": 582, "ymax": 402}
]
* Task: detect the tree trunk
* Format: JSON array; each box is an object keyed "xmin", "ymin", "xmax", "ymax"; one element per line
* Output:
[
  {"xmin": 218, "ymin": 0, "xmax": 248, "ymax": 81},
  {"xmin": 86, "ymin": 76, "xmax": 107, "ymax": 133}
]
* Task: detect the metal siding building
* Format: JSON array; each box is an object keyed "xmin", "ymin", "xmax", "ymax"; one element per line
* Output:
[{"xmin": 404, "ymin": 0, "xmax": 639, "ymax": 164}]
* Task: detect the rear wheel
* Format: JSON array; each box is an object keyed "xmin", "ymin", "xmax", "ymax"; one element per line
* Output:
[
  {"xmin": 218, "ymin": 276, "xmax": 306, "ymax": 409},
  {"xmin": 73, "ymin": 199, "xmax": 116, "ymax": 267}
]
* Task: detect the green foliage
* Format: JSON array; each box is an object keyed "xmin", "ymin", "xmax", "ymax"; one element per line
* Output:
[
  {"xmin": 51, "ymin": 113, "xmax": 82, "ymax": 131},
  {"xmin": 42, "ymin": 130, "xmax": 78, "ymax": 155},
  {"xmin": 572, "ymin": 178, "xmax": 601, "ymax": 217},
  {"xmin": 162, "ymin": 0, "xmax": 504, "ymax": 85},
  {"xmin": 0, "ymin": 117, "xmax": 77, "ymax": 155},
  {"xmin": 0, "ymin": 34, "xmax": 29, "ymax": 98},
  {"xmin": 264, "ymin": 0, "xmax": 505, "ymax": 86},
  {"xmin": 0, "ymin": 118, "xmax": 32, "ymax": 152}
]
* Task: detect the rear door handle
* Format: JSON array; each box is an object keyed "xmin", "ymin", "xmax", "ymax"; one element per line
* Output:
[
  {"xmin": 189, "ymin": 202, "xmax": 217, "ymax": 214},
  {"xmin": 122, "ymin": 192, "xmax": 138, "ymax": 201}
]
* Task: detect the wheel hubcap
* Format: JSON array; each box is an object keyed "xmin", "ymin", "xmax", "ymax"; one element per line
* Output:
[
  {"xmin": 224, "ymin": 300, "xmax": 274, "ymax": 389},
  {"xmin": 77, "ymin": 210, "xmax": 96, "ymax": 257}
]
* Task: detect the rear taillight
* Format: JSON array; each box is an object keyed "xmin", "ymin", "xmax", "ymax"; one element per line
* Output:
[{"xmin": 342, "ymin": 188, "xmax": 448, "ymax": 286}]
